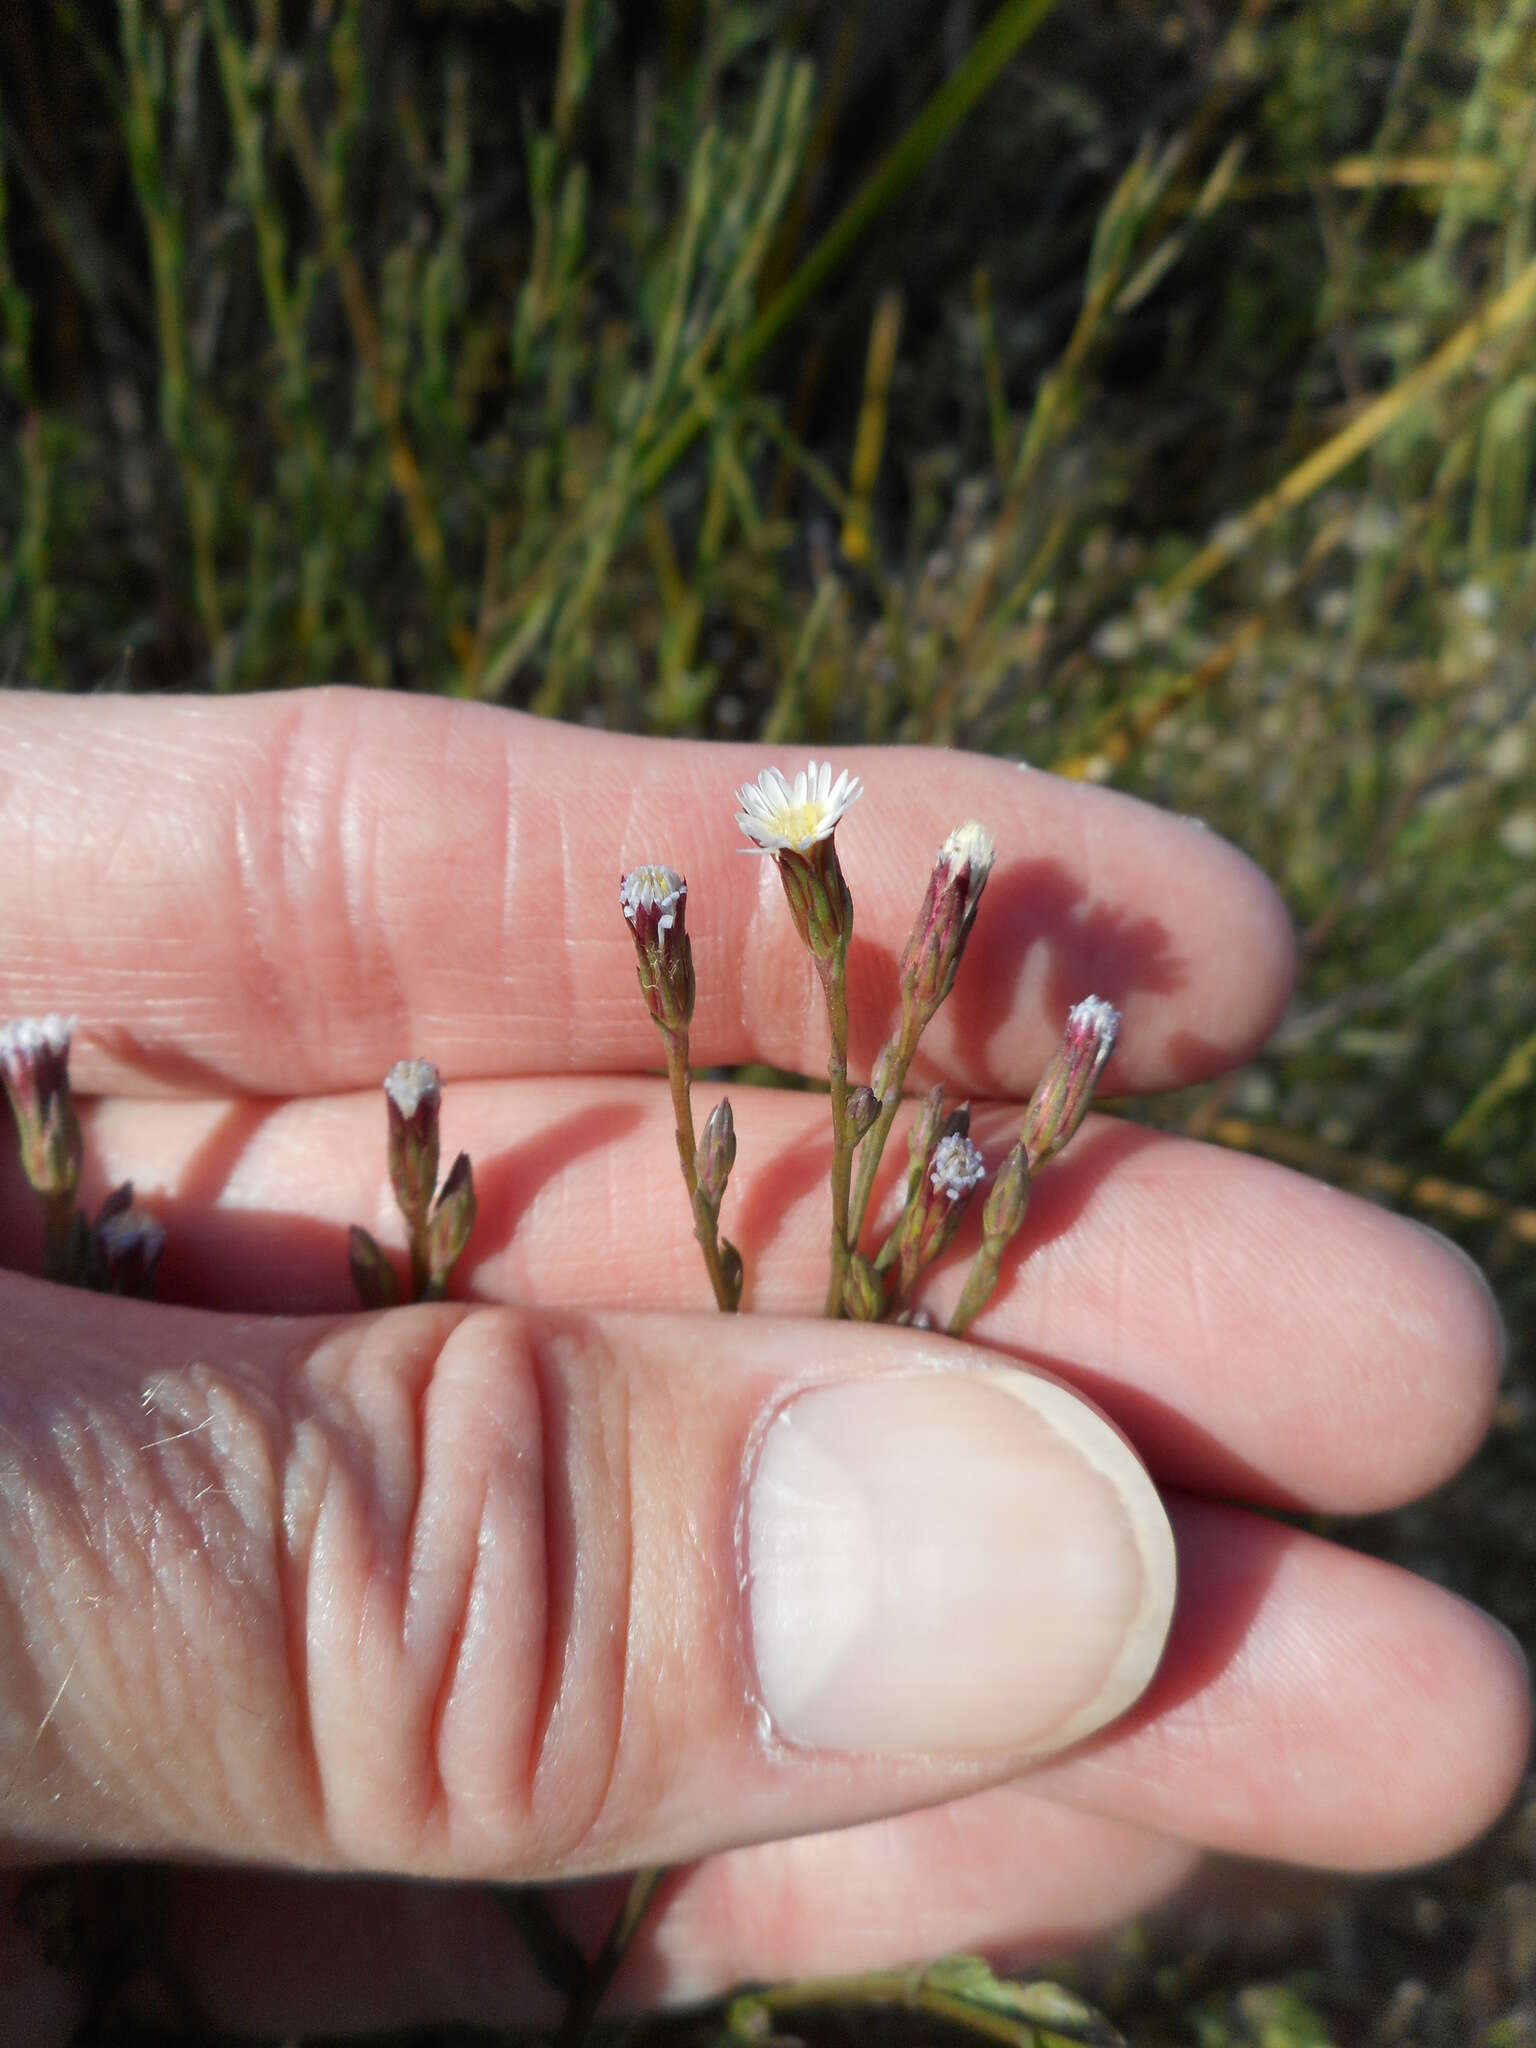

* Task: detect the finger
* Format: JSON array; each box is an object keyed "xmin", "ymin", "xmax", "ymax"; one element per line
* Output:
[
  {"xmin": 38, "ymin": 1077, "xmax": 1503, "ymax": 1513},
  {"xmin": 0, "ymin": 1281, "xmax": 1521, "ymax": 1891},
  {"xmin": 0, "ymin": 1283, "xmax": 1176, "ymax": 1873},
  {"xmin": 158, "ymin": 1805, "xmax": 1195, "ymax": 2037},
  {"xmin": 0, "ymin": 688, "xmax": 1293, "ymax": 1098},
  {"xmin": 1034, "ymin": 1496, "xmax": 1530, "ymax": 1871},
  {"xmin": 5, "ymin": 1806, "xmax": 1197, "ymax": 2044}
]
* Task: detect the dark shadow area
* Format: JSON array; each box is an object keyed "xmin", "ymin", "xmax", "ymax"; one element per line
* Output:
[{"xmin": 942, "ymin": 857, "xmax": 1187, "ymax": 1093}]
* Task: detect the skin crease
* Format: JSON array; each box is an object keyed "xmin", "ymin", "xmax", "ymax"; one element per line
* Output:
[{"xmin": 0, "ymin": 692, "xmax": 1527, "ymax": 2043}]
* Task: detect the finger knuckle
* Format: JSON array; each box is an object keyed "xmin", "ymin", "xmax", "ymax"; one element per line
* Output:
[{"xmin": 289, "ymin": 1307, "xmax": 632, "ymax": 1876}]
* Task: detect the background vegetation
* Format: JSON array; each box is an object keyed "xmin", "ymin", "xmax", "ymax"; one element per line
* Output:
[{"xmin": 3, "ymin": 0, "xmax": 1536, "ymax": 2040}]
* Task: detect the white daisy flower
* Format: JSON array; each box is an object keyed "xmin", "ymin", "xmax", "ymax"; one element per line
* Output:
[
  {"xmin": 929, "ymin": 1131, "xmax": 985, "ymax": 1202},
  {"xmin": 620, "ymin": 863, "xmax": 687, "ymax": 937},
  {"xmin": 735, "ymin": 760, "xmax": 862, "ymax": 856}
]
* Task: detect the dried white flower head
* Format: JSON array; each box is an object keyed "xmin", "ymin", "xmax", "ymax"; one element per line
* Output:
[
  {"xmin": 384, "ymin": 1058, "xmax": 441, "ymax": 1122},
  {"xmin": 620, "ymin": 863, "xmax": 687, "ymax": 938},
  {"xmin": 620, "ymin": 863, "xmax": 695, "ymax": 1031},
  {"xmin": 0, "ymin": 1014, "xmax": 76, "ymax": 1064},
  {"xmin": 929, "ymin": 1132, "xmax": 985, "ymax": 1202},
  {"xmin": 384, "ymin": 1058, "xmax": 443, "ymax": 1234},
  {"xmin": 735, "ymin": 760, "xmax": 862, "ymax": 855},
  {"xmin": 1067, "ymin": 994, "xmax": 1121, "ymax": 1054},
  {"xmin": 1, "ymin": 1013, "xmax": 82, "ymax": 1199},
  {"xmin": 900, "ymin": 820, "xmax": 996, "ymax": 1016},
  {"xmin": 1021, "ymin": 994, "xmax": 1122, "ymax": 1168},
  {"xmin": 938, "ymin": 820, "xmax": 995, "ymax": 885}
]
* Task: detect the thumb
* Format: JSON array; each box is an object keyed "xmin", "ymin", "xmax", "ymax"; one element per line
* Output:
[{"xmin": 0, "ymin": 1278, "xmax": 1173, "ymax": 1878}]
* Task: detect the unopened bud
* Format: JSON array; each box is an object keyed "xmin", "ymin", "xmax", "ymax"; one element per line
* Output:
[
  {"xmin": 621, "ymin": 865, "xmax": 696, "ymax": 1033},
  {"xmin": 899, "ymin": 821, "xmax": 995, "ymax": 1017},
  {"xmin": 427, "ymin": 1151, "xmax": 476, "ymax": 1288},
  {"xmin": 719, "ymin": 1237, "xmax": 744, "ymax": 1311},
  {"xmin": 939, "ymin": 1100, "xmax": 971, "ymax": 1143},
  {"xmin": 907, "ymin": 1084, "xmax": 946, "ymax": 1185},
  {"xmin": 384, "ymin": 1059, "xmax": 441, "ymax": 1233},
  {"xmin": 847, "ymin": 1086, "xmax": 879, "ymax": 1141},
  {"xmin": 1, "ymin": 1015, "xmax": 82, "ymax": 1200},
  {"xmin": 982, "ymin": 1140, "xmax": 1030, "ymax": 1243},
  {"xmin": 349, "ymin": 1225, "xmax": 399, "ymax": 1309},
  {"xmin": 696, "ymin": 1097, "xmax": 736, "ymax": 1210},
  {"xmin": 1021, "ymin": 995, "xmax": 1121, "ymax": 1166},
  {"xmin": 843, "ymin": 1251, "xmax": 885, "ymax": 1321},
  {"xmin": 90, "ymin": 1183, "xmax": 166, "ymax": 1298}
]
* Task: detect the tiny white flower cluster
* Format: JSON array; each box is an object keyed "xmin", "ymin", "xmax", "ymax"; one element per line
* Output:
[
  {"xmin": 620, "ymin": 863, "xmax": 687, "ymax": 934},
  {"xmin": 1069, "ymin": 994, "xmax": 1121, "ymax": 1049},
  {"xmin": 735, "ymin": 760, "xmax": 862, "ymax": 855},
  {"xmin": 938, "ymin": 820, "xmax": 995, "ymax": 882},
  {"xmin": 929, "ymin": 1132, "xmax": 986, "ymax": 1200},
  {"xmin": 0, "ymin": 1014, "xmax": 75, "ymax": 1062},
  {"xmin": 384, "ymin": 1057, "xmax": 441, "ymax": 1120}
]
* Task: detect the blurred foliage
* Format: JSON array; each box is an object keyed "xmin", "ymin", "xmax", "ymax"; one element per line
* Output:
[{"xmin": 4, "ymin": 0, "xmax": 1536, "ymax": 2041}]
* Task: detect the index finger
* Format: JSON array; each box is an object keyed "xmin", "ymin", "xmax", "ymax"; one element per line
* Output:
[{"xmin": 0, "ymin": 689, "xmax": 1293, "ymax": 1096}]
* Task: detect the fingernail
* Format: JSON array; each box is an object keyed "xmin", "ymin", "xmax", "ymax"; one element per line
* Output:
[{"xmin": 746, "ymin": 1366, "xmax": 1175, "ymax": 1757}]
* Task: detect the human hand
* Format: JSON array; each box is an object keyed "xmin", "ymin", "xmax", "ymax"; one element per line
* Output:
[{"xmin": 1, "ymin": 690, "xmax": 1525, "ymax": 2042}]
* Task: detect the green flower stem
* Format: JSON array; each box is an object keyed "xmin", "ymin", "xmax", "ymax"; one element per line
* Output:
[
  {"xmin": 40, "ymin": 1191, "xmax": 80, "ymax": 1286},
  {"xmin": 664, "ymin": 1030, "xmax": 738, "ymax": 1313},
  {"xmin": 408, "ymin": 1226, "xmax": 430, "ymax": 1302},
  {"xmin": 727, "ymin": 1963, "xmax": 1117, "ymax": 2048},
  {"xmin": 820, "ymin": 942, "xmax": 855, "ymax": 1317},
  {"xmin": 555, "ymin": 1865, "xmax": 664, "ymax": 2048},
  {"xmin": 846, "ymin": 1007, "xmax": 923, "ymax": 1251},
  {"xmin": 948, "ymin": 1236, "xmax": 1007, "ymax": 1336}
]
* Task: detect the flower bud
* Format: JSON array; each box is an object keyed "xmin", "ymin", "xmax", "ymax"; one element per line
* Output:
[
  {"xmin": 349, "ymin": 1224, "xmax": 399, "ymax": 1309},
  {"xmin": 843, "ymin": 1251, "xmax": 885, "ymax": 1321},
  {"xmin": 982, "ymin": 1140, "xmax": 1030, "ymax": 1243},
  {"xmin": 847, "ymin": 1086, "xmax": 879, "ymax": 1142},
  {"xmin": 899, "ymin": 821, "xmax": 995, "ymax": 1017},
  {"xmin": 1, "ymin": 1015, "xmax": 82, "ymax": 1200},
  {"xmin": 1021, "ymin": 995, "xmax": 1121, "ymax": 1166},
  {"xmin": 384, "ymin": 1059, "xmax": 442, "ymax": 1234},
  {"xmin": 906, "ymin": 1084, "xmax": 946, "ymax": 1186},
  {"xmin": 719, "ymin": 1237, "xmax": 744, "ymax": 1312},
  {"xmin": 427, "ymin": 1151, "xmax": 477, "ymax": 1289},
  {"xmin": 621, "ymin": 864, "xmax": 696, "ymax": 1033},
  {"xmin": 696, "ymin": 1097, "xmax": 736, "ymax": 1211},
  {"xmin": 90, "ymin": 1183, "xmax": 166, "ymax": 1299}
]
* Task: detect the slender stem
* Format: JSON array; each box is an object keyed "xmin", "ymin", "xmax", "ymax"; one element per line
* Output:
[
  {"xmin": 40, "ymin": 1191, "xmax": 79, "ymax": 1285},
  {"xmin": 730, "ymin": 1965, "xmax": 1117, "ymax": 2048},
  {"xmin": 555, "ymin": 1866, "xmax": 664, "ymax": 2048},
  {"xmin": 846, "ymin": 1008, "xmax": 922, "ymax": 1250},
  {"xmin": 821, "ymin": 945, "xmax": 854, "ymax": 1317},
  {"xmin": 493, "ymin": 1887, "xmax": 587, "ymax": 2000},
  {"xmin": 664, "ymin": 1031, "xmax": 737, "ymax": 1312},
  {"xmin": 948, "ymin": 1239, "xmax": 1004, "ymax": 1336}
]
